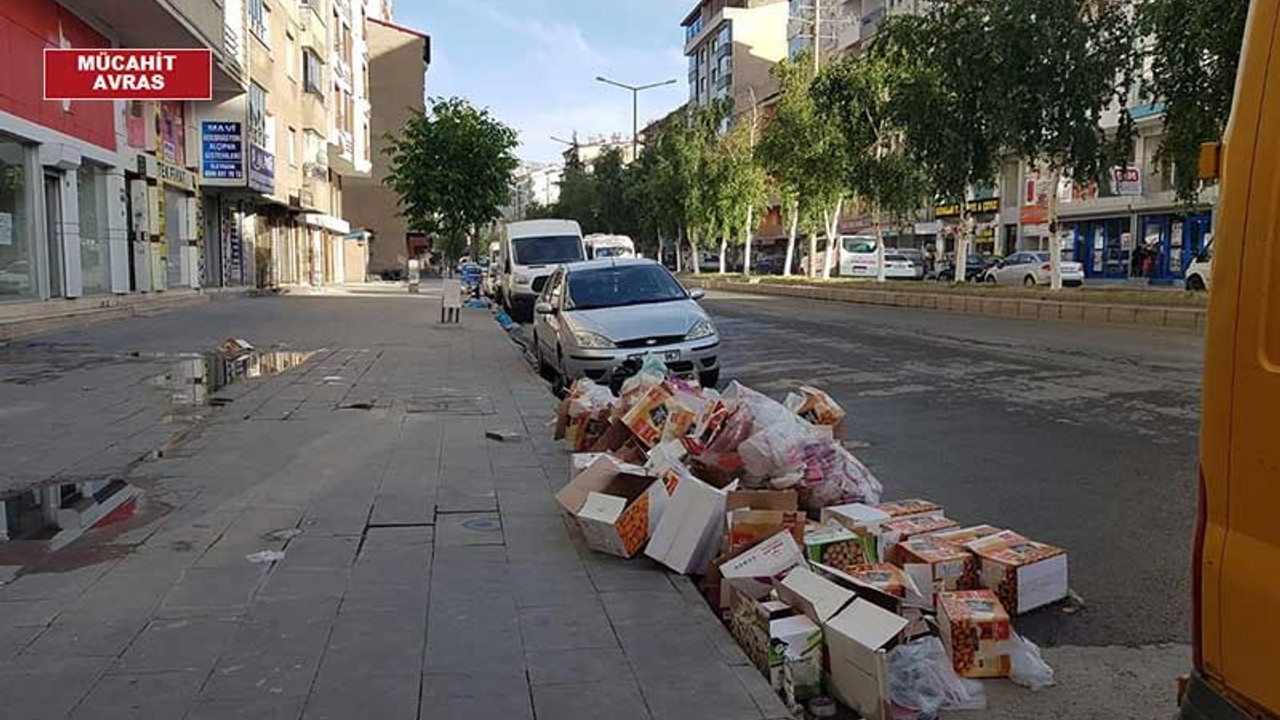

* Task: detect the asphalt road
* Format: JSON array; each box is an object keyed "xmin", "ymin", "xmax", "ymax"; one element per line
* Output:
[{"xmin": 702, "ymin": 290, "xmax": 1205, "ymax": 650}]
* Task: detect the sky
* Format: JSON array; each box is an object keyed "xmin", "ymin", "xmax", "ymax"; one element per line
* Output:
[{"xmin": 393, "ymin": 0, "xmax": 694, "ymax": 165}]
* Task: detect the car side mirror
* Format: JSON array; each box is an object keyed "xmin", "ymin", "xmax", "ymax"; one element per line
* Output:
[
  {"xmin": 534, "ymin": 302, "xmax": 556, "ymax": 315},
  {"xmin": 689, "ymin": 288, "xmax": 706, "ymax": 301}
]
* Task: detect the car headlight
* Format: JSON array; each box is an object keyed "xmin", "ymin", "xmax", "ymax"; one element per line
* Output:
[
  {"xmin": 514, "ymin": 273, "xmax": 532, "ymax": 286},
  {"xmin": 573, "ymin": 330, "xmax": 616, "ymax": 349},
  {"xmin": 686, "ymin": 319, "xmax": 717, "ymax": 341}
]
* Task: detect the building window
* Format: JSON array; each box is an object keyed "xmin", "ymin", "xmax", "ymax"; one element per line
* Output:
[
  {"xmin": 286, "ymin": 32, "xmax": 297, "ymax": 80},
  {"xmin": 303, "ymin": 49, "xmax": 324, "ymax": 97},
  {"xmin": 248, "ymin": 0, "xmax": 268, "ymax": 44},
  {"xmin": 249, "ymin": 82, "xmax": 267, "ymax": 147},
  {"xmin": 288, "ymin": 127, "xmax": 298, "ymax": 166}
]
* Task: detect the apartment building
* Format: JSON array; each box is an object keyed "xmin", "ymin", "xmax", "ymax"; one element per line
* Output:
[
  {"xmin": 682, "ymin": 0, "xmax": 789, "ymax": 118},
  {"xmin": 563, "ymin": 134, "xmax": 638, "ymax": 168},
  {"xmin": 505, "ymin": 163, "xmax": 564, "ymax": 221},
  {"xmin": 344, "ymin": 13, "xmax": 430, "ymax": 278}
]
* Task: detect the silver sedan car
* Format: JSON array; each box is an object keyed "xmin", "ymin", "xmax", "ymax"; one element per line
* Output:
[{"xmin": 531, "ymin": 258, "xmax": 721, "ymax": 388}]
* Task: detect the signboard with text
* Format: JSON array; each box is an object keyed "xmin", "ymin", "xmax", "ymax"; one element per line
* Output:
[
  {"xmin": 1110, "ymin": 167, "xmax": 1143, "ymax": 196},
  {"xmin": 44, "ymin": 49, "xmax": 212, "ymax": 100},
  {"xmin": 935, "ymin": 197, "xmax": 1000, "ymax": 219},
  {"xmin": 201, "ymin": 121, "xmax": 245, "ymax": 184},
  {"xmin": 248, "ymin": 144, "xmax": 276, "ymax": 194}
]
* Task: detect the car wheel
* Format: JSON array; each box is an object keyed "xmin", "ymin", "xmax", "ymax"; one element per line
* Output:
[
  {"xmin": 1023, "ymin": 275, "xmax": 1038, "ymax": 287},
  {"xmin": 698, "ymin": 368, "xmax": 720, "ymax": 389},
  {"xmin": 534, "ymin": 334, "xmax": 555, "ymax": 380},
  {"xmin": 550, "ymin": 349, "xmax": 569, "ymax": 398},
  {"xmin": 1187, "ymin": 275, "xmax": 1206, "ymax": 292}
]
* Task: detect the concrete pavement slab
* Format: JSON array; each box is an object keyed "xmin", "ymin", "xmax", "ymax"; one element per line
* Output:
[
  {"xmin": 419, "ymin": 672, "xmax": 534, "ymax": 720},
  {"xmin": 0, "ymin": 656, "xmax": 114, "ymax": 720},
  {"xmin": 20, "ymin": 617, "xmax": 147, "ymax": 658},
  {"xmin": 526, "ymin": 646, "xmax": 635, "ymax": 687},
  {"xmin": 302, "ymin": 672, "xmax": 420, "ymax": 720},
  {"xmin": 67, "ymin": 669, "xmax": 205, "ymax": 720},
  {"xmin": 183, "ymin": 695, "xmax": 306, "ymax": 720},
  {"xmin": 114, "ymin": 616, "xmax": 240, "ymax": 674},
  {"xmin": 532, "ymin": 680, "xmax": 652, "ymax": 720}
]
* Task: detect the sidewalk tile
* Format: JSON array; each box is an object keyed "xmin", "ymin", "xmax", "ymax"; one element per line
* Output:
[
  {"xmin": 527, "ymin": 647, "xmax": 634, "ymax": 687},
  {"xmin": 517, "ymin": 603, "xmax": 617, "ymax": 651},
  {"xmin": 67, "ymin": 669, "xmax": 204, "ymax": 720},
  {"xmin": 420, "ymin": 672, "xmax": 533, "ymax": 720},
  {"xmin": 532, "ymin": 680, "xmax": 651, "ymax": 720},
  {"xmin": 19, "ymin": 618, "xmax": 146, "ymax": 658},
  {"xmin": 303, "ymin": 672, "xmax": 419, "ymax": 720},
  {"xmin": 434, "ymin": 513, "xmax": 504, "ymax": 547},
  {"xmin": 114, "ymin": 616, "xmax": 239, "ymax": 674}
]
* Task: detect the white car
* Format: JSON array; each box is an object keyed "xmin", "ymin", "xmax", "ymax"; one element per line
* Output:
[
  {"xmin": 585, "ymin": 234, "xmax": 636, "ymax": 259},
  {"xmin": 985, "ymin": 251, "xmax": 1084, "ymax": 287},
  {"xmin": 882, "ymin": 252, "xmax": 925, "ymax": 280},
  {"xmin": 1185, "ymin": 239, "xmax": 1213, "ymax": 291}
]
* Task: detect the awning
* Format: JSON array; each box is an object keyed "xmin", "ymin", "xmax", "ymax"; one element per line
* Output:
[
  {"xmin": 301, "ymin": 214, "xmax": 351, "ymax": 234},
  {"xmin": 344, "ymin": 229, "xmax": 373, "ymax": 241}
]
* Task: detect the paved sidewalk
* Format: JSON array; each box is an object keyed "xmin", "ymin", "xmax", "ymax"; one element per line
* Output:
[{"xmin": 0, "ymin": 288, "xmax": 787, "ymax": 720}]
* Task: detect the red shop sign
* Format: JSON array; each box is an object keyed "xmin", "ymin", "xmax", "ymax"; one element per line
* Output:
[{"xmin": 44, "ymin": 49, "xmax": 212, "ymax": 101}]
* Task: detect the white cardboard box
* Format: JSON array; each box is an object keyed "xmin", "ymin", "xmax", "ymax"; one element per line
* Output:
[
  {"xmin": 555, "ymin": 454, "xmax": 672, "ymax": 558},
  {"xmin": 965, "ymin": 530, "xmax": 1069, "ymax": 614},
  {"xmin": 823, "ymin": 599, "xmax": 909, "ymax": 720},
  {"xmin": 718, "ymin": 530, "xmax": 805, "ymax": 605},
  {"xmin": 777, "ymin": 566, "xmax": 856, "ymax": 625},
  {"xmin": 645, "ymin": 470, "xmax": 739, "ymax": 574},
  {"xmin": 820, "ymin": 503, "xmax": 892, "ymax": 533}
]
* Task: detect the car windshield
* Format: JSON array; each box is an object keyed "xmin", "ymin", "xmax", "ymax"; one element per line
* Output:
[
  {"xmin": 843, "ymin": 237, "xmax": 876, "ymax": 253},
  {"xmin": 886, "ymin": 254, "xmax": 907, "ymax": 262},
  {"xmin": 512, "ymin": 235, "xmax": 584, "ymax": 265},
  {"xmin": 592, "ymin": 246, "xmax": 627, "ymax": 258},
  {"xmin": 566, "ymin": 265, "xmax": 687, "ymax": 310}
]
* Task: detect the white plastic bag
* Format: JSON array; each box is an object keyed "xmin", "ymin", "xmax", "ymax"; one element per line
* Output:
[
  {"xmin": 888, "ymin": 637, "xmax": 986, "ymax": 719},
  {"xmin": 1009, "ymin": 633, "xmax": 1055, "ymax": 691}
]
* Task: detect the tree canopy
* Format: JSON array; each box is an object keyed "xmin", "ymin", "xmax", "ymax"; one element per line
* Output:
[{"xmin": 383, "ymin": 97, "xmax": 519, "ymax": 261}]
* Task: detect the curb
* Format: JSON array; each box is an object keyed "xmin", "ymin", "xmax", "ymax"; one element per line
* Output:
[
  {"xmin": 685, "ymin": 278, "xmax": 1207, "ymax": 333},
  {"xmin": 0, "ymin": 290, "xmax": 214, "ymax": 342}
]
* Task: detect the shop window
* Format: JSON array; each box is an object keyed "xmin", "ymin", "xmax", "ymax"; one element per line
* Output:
[
  {"xmin": 76, "ymin": 163, "xmax": 109, "ymax": 295},
  {"xmin": 0, "ymin": 137, "xmax": 35, "ymax": 300}
]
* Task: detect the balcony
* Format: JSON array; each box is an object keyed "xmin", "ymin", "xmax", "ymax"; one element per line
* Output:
[
  {"xmin": 716, "ymin": 73, "xmax": 732, "ymax": 91},
  {"xmin": 333, "ymin": 56, "xmax": 353, "ymax": 87},
  {"xmin": 328, "ymin": 130, "xmax": 369, "ymax": 178}
]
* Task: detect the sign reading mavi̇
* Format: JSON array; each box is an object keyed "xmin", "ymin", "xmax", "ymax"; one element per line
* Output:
[{"xmin": 201, "ymin": 121, "xmax": 245, "ymax": 183}]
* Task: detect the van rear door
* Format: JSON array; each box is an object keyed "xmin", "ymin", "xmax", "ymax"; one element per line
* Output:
[{"xmin": 1200, "ymin": 0, "xmax": 1280, "ymax": 712}]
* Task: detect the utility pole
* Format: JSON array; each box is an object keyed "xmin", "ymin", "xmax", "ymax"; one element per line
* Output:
[{"xmin": 595, "ymin": 76, "xmax": 677, "ymax": 160}]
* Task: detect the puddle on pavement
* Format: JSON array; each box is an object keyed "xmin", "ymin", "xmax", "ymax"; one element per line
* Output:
[
  {"xmin": 145, "ymin": 349, "xmax": 316, "ymax": 407},
  {"xmin": 0, "ymin": 478, "xmax": 170, "ymax": 574}
]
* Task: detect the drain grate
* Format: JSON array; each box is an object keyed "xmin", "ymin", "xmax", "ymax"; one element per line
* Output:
[{"xmin": 405, "ymin": 394, "xmax": 495, "ymax": 416}]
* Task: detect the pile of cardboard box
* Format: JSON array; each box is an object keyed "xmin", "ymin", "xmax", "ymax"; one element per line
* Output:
[{"xmin": 551, "ymin": 373, "xmax": 1069, "ymax": 718}]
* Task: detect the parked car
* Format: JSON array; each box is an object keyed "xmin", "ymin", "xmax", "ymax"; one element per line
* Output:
[
  {"xmin": 930, "ymin": 254, "xmax": 988, "ymax": 282},
  {"xmin": 883, "ymin": 252, "xmax": 925, "ymax": 280},
  {"xmin": 531, "ymin": 258, "xmax": 720, "ymax": 389},
  {"xmin": 0, "ymin": 260, "xmax": 30, "ymax": 294},
  {"xmin": 697, "ymin": 251, "xmax": 720, "ymax": 273},
  {"xmin": 498, "ymin": 219, "xmax": 587, "ymax": 321},
  {"xmin": 889, "ymin": 247, "xmax": 927, "ymax": 272},
  {"xmin": 1185, "ymin": 238, "xmax": 1213, "ymax": 291},
  {"xmin": 984, "ymin": 251, "xmax": 1084, "ymax": 287}
]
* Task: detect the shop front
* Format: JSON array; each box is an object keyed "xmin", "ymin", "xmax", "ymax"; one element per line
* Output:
[
  {"xmin": 1064, "ymin": 217, "xmax": 1132, "ymax": 280},
  {"xmin": 935, "ymin": 197, "xmax": 1001, "ymax": 256},
  {"xmin": 1137, "ymin": 213, "xmax": 1213, "ymax": 285}
]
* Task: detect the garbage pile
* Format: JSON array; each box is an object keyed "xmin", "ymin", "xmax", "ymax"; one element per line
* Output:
[{"xmin": 550, "ymin": 357, "xmax": 1065, "ymax": 720}]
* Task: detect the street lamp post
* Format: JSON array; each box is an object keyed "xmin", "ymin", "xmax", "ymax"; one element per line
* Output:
[{"xmin": 595, "ymin": 76, "xmax": 677, "ymax": 160}]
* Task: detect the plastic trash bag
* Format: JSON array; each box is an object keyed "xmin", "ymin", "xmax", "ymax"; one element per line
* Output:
[
  {"xmin": 1009, "ymin": 633, "xmax": 1055, "ymax": 691},
  {"xmin": 888, "ymin": 637, "xmax": 986, "ymax": 720},
  {"xmin": 563, "ymin": 379, "xmax": 616, "ymax": 451}
]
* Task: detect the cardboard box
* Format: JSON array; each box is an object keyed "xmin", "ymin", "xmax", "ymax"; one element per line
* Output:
[
  {"xmin": 646, "ymin": 471, "xmax": 739, "ymax": 574},
  {"xmin": 785, "ymin": 385, "xmax": 847, "ymax": 440},
  {"xmin": 823, "ymin": 598, "xmax": 909, "ymax": 720},
  {"xmin": 770, "ymin": 614, "xmax": 824, "ymax": 711},
  {"xmin": 890, "ymin": 535, "xmax": 977, "ymax": 608},
  {"xmin": 834, "ymin": 563, "xmax": 915, "ymax": 600},
  {"xmin": 803, "ymin": 522, "xmax": 874, "ymax": 568},
  {"xmin": 965, "ymin": 530, "xmax": 1069, "ymax": 614},
  {"xmin": 927, "ymin": 524, "xmax": 1003, "ymax": 547},
  {"xmin": 873, "ymin": 499, "xmax": 944, "ymax": 519},
  {"xmin": 720, "ymin": 531, "xmax": 805, "ymax": 581},
  {"xmin": 727, "ymin": 583, "xmax": 793, "ymax": 677},
  {"xmin": 777, "ymin": 566, "xmax": 856, "ymax": 625},
  {"xmin": 725, "ymin": 490, "xmax": 803, "ymax": 555},
  {"xmin": 820, "ymin": 503, "xmax": 892, "ymax": 534},
  {"xmin": 621, "ymin": 384, "xmax": 676, "ymax": 448},
  {"xmin": 937, "ymin": 590, "xmax": 1013, "ymax": 678},
  {"xmin": 878, "ymin": 514, "xmax": 960, "ymax": 552},
  {"xmin": 807, "ymin": 562, "xmax": 914, "ymax": 616},
  {"xmin": 554, "ymin": 455, "xmax": 673, "ymax": 558}
]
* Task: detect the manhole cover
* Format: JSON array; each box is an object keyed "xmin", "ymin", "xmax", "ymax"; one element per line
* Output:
[
  {"xmin": 406, "ymin": 395, "xmax": 494, "ymax": 416},
  {"xmin": 461, "ymin": 517, "xmax": 501, "ymax": 532}
]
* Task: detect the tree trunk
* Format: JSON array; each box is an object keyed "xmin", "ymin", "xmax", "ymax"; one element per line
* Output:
[
  {"xmin": 690, "ymin": 230, "xmax": 701, "ymax": 275},
  {"xmin": 718, "ymin": 236, "xmax": 727, "ymax": 275},
  {"xmin": 821, "ymin": 198, "xmax": 842, "ymax": 280},
  {"xmin": 954, "ymin": 204, "xmax": 970, "ymax": 286},
  {"xmin": 743, "ymin": 206, "xmax": 754, "ymax": 278},
  {"xmin": 784, "ymin": 200, "xmax": 799, "ymax": 277},
  {"xmin": 808, "ymin": 229, "xmax": 818, "ymax": 278},
  {"xmin": 676, "ymin": 224, "xmax": 685, "ymax": 273},
  {"xmin": 1048, "ymin": 167, "xmax": 1063, "ymax": 291},
  {"xmin": 657, "ymin": 232, "xmax": 665, "ymax": 267},
  {"xmin": 874, "ymin": 204, "xmax": 887, "ymax": 283}
]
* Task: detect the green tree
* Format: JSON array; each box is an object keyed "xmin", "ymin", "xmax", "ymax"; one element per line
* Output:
[
  {"xmin": 757, "ymin": 53, "xmax": 847, "ymax": 278},
  {"xmin": 383, "ymin": 97, "xmax": 519, "ymax": 263},
  {"xmin": 814, "ymin": 49, "xmax": 928, "ymax": 282},
  {"xmin": 1138, "ymin": 0, "xmax": 1249, "ymax": 204},
  {"xmin": 986, "ymin": 0, "xmax": 1138, "ymax": 289},
  {"xmin": 593, "ymin": 147, "xmax": 636, "ymax": 235},
  {"xmin": 555, "ymin": 150, "xmax": 600, "ymax": 231},
  {"xmin": 864, "ymin": 9, "xmax": 1005, "ymax": 283},
  {"xmin": 626, "ymin": 125, "xmax": 683, "ymax": 264}
]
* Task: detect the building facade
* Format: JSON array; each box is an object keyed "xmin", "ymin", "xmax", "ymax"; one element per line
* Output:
[
  {"xmin": 505, "ymin": 162, "xmax": 563, "ymax": 221},
  {"xmin": 683, "ymin": 0, "xmax": 789, "ymax": 118},
  {"xmin": 344, "ymin": 13, "xmax": 429, "ymax": 278}
]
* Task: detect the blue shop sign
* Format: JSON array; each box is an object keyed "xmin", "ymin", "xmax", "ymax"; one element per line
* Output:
[{"xmin": 201, "ymin": 121, "xmax": 244, "ymax": 181}]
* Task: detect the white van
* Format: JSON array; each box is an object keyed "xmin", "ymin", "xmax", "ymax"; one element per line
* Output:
[
  {"xmin": 584, "ymin": 234, "xmax": 637, "ymax": 260},
  {"xmin": 811, "ymin": 235, "xmax": 880, "ymax": 277},
  {"xmin": 1185, "ymin": 236, "xmax": 1213, "ymax": 292},
  {"xmin": 500, "ymin": 219, "xmax": 586, "ymax": 320}
]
